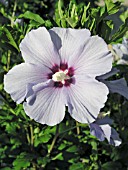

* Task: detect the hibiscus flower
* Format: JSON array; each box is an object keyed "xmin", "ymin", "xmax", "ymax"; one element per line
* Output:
[
  {"xmin": 4, "ymin": 27, "xmax": 113, "ymax": 126},
  {"xmin": 90, "ymin": 116, "xmax": 122, "ymax": 146}
]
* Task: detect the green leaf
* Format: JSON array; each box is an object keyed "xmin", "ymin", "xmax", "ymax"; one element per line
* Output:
[
  {"xmin": 105, "ymin": 0, "xmax": 121, "ymax": 15},
  {"xmin": 37, "ymin": 156, "xmax": 50, "ymax": 167},
  {"xmin": 13, "ymin": 152, "xmax": 32, "ymax": 170},
  {"xmin": 100, "ymin": 6, "xmax": 106, "ymax": 17},
  {"xmin": 66, "ymin": 145, "xmax": 78, "ymax": 153},
  {"xmin": 0, "ymin": 26, "xmax": 19, "ymax": 51},
  {"xmin": 69, "ymin": 162, "xmax": 85, "ymax": 170},
  {"xmin": 110, "ymin": 18, "xmax": 128, "ymax": 43},
  {"xmin": 102, "ymin": 161, "xmax": 122, "ymax": 170},
  {"xmin": 55, "ymin": 0, "xmax": 66, "ymax": 27},
  {"xmin": 34, "ymin": 131, "xmax": 52, "ymax": 147},
  {"xmin": 81, "ymin": 3, "xmax": 90, "ymax": 26},
  {"xmin": 34, "ymin": 127, "xmax": 40, "ymax": 134},
  {"xmin": 52, "ymin": 153, "xmax": 64, "ymax": 160},
  {"xmin": 58, "ymin": 0, "xmax": 64, "ymax": 20},
  {"xmin": 66, "ymin": 2, "xmax": 78, "ymax": 28},
  {"xmin": 66, "ymin": 18, "xmax": 77, "ymax": 28},
  {"xmin": 10, "ymin": 137, "xmax": 22, "ymax": 149},
  {"xmin": 58, "ymin": 143, "xmax": 66, "ymax": 150},
  {"xmin": 89, "ymin": 18, "xmax": 95, "ymax": 31},
  {"xmin": 29, "ymin": 20, "xmax": 42, "ymax": 27},
  {"xmin": 100, "ymin": 20, "xmax": 113, "ymax": 42},
  {"xmin": 120, "ymin": 10, "xmax": 128, "ymax": 23},
  {"xmin": 91, "ymin": 7, "xmax": 100, "ymax": 18},
  {"xmin": 19, "ymin": 11, "xmax": 45, "ymax": 25},
  {"xmin": 45, "ymin": 20, "xmax": 53, "ymax": 28}
]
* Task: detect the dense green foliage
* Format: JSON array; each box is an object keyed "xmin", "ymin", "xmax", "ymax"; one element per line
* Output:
[{"xmin": 0, "ymin": 0, "xmax": 128, "ymax": 169}]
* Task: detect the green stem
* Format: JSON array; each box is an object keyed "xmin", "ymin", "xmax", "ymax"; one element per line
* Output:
[
  {"xmin": 30, "ymin": 125, "xmax": 34, "ymax": 148},
  {"xmin": 25, "ymin": 127, "xmax": 31, "ymax": 144},
  {"xmin": 6, "ymin": 50, "xmax": 11, "ymax": 72},
  {"xmin": 11, "ymin": 0, "xmax": 17, "ymax": 27},
  {"xmin": 60, "ymin": 125, "xmax": 77, "ymax": 134},
  {"xmin": 48, "ymin": 124, "xmax": 59, "ymax": 154},
  {"xmin": 76, "ymin": 121, "xmax": 80, "ymax": 135},
  {"xmin": 60, "ymin": 123, "xmax": 86, "ymax": 135}
]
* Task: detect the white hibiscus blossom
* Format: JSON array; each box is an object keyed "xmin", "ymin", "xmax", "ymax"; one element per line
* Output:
[{"xmin": 4, "ymin": 27, "xmax": 113, "ymax": 126}]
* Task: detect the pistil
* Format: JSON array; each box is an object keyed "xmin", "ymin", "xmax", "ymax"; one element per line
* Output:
[{"xmin": 52, "ymin": 70, "xmax": 69, "ymax": 84}]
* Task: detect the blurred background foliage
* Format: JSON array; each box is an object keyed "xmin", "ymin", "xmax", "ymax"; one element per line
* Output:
[{"xmin": 0, "ymin": 0, "xmax": 128, "ymax": 169}]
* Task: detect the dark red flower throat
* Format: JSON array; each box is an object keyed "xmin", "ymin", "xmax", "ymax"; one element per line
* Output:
[{"xmin": 47, "ymin": 63, "xmax": 74, "ymax": 87}]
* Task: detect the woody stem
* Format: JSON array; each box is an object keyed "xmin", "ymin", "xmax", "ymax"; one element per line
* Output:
[{"xmin": 48, "ymin": 124, "xmax": 59, "ymax": 154}]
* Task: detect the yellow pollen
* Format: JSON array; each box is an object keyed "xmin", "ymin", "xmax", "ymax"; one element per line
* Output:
[{"xmin": 52, "ymin": 70, "xmax": 69, "ymax": 84}]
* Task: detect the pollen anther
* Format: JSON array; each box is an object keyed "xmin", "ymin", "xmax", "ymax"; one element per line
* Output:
[{"xmin": 52, "ymin": 70, "xmax": 69, "ymax": 83}]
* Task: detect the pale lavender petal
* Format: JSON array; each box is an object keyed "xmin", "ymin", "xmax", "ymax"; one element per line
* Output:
[
  {"xmin": 90, "ymin": 116, "xmax": 122, "ymax": 146},
  {"xmin": 113, "ymin": 44, "xmax": 123, "ymax": 58},
  {"xmin": 97, "ymin": 68, "xmax": 119, "ymax": 80},
  {"xmin": 49, "ymin": 27, "xmax": 90, "ymax": 65},
  {"xmin": 90, "ymin": 123, "xmax": 105, "ymax": 141},
  {"xmin": 103, "ymin": 78, "xmax": 128, "ymax": 99},
  {"xmin": 120, "ymin": 45, "xmax": 128, "ymax": 55},
  {"xmin": 110, "ymin": 128, "xmax": 122, "ymax": 146},
  {"xmin": 117, "ymin": 59, "xmax": 128, "ymax": 65},
  {"xmin": 4, "ymin": 63, "xmax": 50, "ymax": 104},
  {"xmin": 122, "ymin": 37, "xmax": 128, "ymax": 49},
  {"xmin": 122, "ymin": 37, "xmax": 128, "ymax": 47},
  {"xmin": 113, "ymin": 43, "xmax": 128, "ymax": 59},
  {"xmin": 72, "ymin": 36, "xmax": 113, "ymax": 77},
  {"xmin": 26, "ymin": 80, "xmax": 54, "ymax": 105},
  {"xmin": 100, "ymin": 125, "xmax": 122, "ymax": 146},
  {"xmin": 67, "ymin": 76, "xmax": 109, "ymax": 123},
  {"xmin": 20, "ymin": 27, "xmax": 60, "ymax": 67},
  {"xmin": 96, "ymin": 116, "xmax": 113, "ymax": 125},
  {"xmin": 113, "ymin": 39, "xmax": 128, "ymax": 66},
  {"xmin": 100, "ymin": 124, "xmax": 111, "ymax": 142},
  {"xmin": 23, "ymin": 87, "xmax": 66, "ymax": 126}
]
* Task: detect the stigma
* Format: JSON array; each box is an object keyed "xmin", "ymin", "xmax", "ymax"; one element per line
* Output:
[
  {"xmin": 47, "ymin": 63, "xmax": 74, "ymax": 87},
  {"xmin": 52, "ymin": 70, "xmax": 70, "ymax": 84}
]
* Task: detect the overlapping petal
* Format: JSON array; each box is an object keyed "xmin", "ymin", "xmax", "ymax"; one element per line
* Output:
[
  {"xmin": 97, "ymin": 68, "xmax": 119, "ymax": 80},
  {"xmin": 49, "ymin": 27, "xmax": 90, "ymax": 64},
  {"xmin": 24, "ymin": 87, "xmax": 67, "ymax": 126},
  {"xmin": 97, "ymin": 67, "xmax": 128, "ymax": 100},
  {"xmin": 110, "ymin": 128, "xmax": 122, "ymax": 146},
  {"xmin": 103, "ymin": 78, "xmax": 128, "ymax": 100},
  {"xmin": 20, "ymin": 27, "xmax": 60, "ymax": 67},
  {"xmin": 26, "ymin": 80, "xmax": 53, "ymax": 105},
  {"xmin": 100, "ymin": 125, "xmax": 122, "ymax": 146},
  {"xmin": 4, "ymin": 63, "xmax": 51, "ymax": 104},
  {"xmin": 90, "ymin": 117, "xmax": 122, "ymax": 146},
  {"xmin": 67, "ymin": 76, "xmax": 109, "ymax": 123},
  {"xmin": 72, "ymin": 36, "xmax": 113, "ymax": 77},
  {"xmin": 100, "ymin": 124, "xmax": 111, "ymax": 142},
  {"xmin": 90, "ymin": 123, "xmax": 105, "ymax": 141}
]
